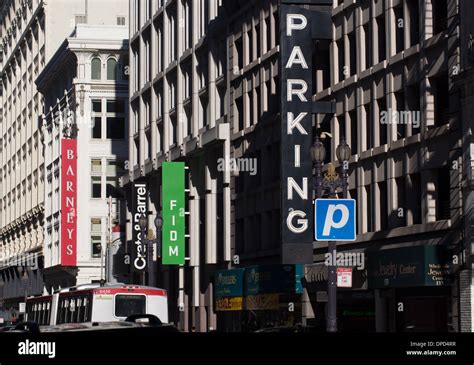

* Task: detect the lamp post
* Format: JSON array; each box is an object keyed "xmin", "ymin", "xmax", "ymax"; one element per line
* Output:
[
  {"xmin": 311, "ymin": 136, "xmax": 351, "ymax": 333},
  {"xmin": 21, "ymin": 269, "xmax": 29, "ymax": 321},
  {"xmin": 138, "ymin": 214, "xmax": 163, "ymax": 287}
]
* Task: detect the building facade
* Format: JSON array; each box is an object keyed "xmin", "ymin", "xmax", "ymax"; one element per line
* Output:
[
  {"xmin": 124, "ymin": 0, "xmax": 328, "ymax": 331},
  {"xmin": 0, "ymin": 0, "xmax": 128, "ymax": 318},
  {"xmin": 123, "ymin": 0, "xmax": 472, "ymax": 333},
  {"xmin": 314, "ymin": 0, "xmax": 461, "ymax": 333},
  {"xmin": 36, "ymin": 24, "xmax": 129, "ymax": 292}
]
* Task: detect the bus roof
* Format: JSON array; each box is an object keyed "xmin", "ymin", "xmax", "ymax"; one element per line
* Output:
[{"xmin": 56, "ymin": 283, "xmax": 167, "ymax": 295}]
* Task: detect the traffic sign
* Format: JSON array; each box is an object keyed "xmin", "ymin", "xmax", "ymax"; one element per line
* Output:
[
  {"xmin": 337, "ymin": 268, "xmax": 353, "ymax": 288},
  {"xmin": 315, "ymin": 199, "xmax": 356, "ymax": 241}
]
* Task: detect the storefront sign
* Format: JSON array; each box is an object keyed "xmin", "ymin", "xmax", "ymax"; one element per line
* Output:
[
  {"xmin": 245, "ymin": 294, "xmax": 279, "ymax": 311},
  {"xmin": 132, "ymin": 182, "xmax": 147, "ymax": 272},
  {"xmin": 215, "ymin": 269, "xmax": 244, "ymax": 311},
  {"xmin": 368, "ymin": 246, "xmax": 452, "ymax": 288},
  {"xmin": 244, "ymin": 264, "xmax": 303, "ymax": 295},
  {"xmin": 215, "ymin": 269, "xmax": 245, "ymax": 298},
  {"xmin": 61, "ymin": 139, "xmax": 77, "ymax": 266},
  {"xmin": 215, "ymin": 297, "xmax": 243, "ymax": 311},
  {"xmin": 162, "ymin": 162, "xmax": 185, "ymax": 265}
]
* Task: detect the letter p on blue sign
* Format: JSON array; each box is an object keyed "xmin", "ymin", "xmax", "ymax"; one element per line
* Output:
[{"xmin": 315, "ymin": 199, "xmax": 356, "ymax": 241}]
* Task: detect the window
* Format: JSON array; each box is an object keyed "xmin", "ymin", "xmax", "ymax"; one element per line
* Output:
[
  {"xmin": 395, "ymin": 91, "xmax": 406, "ymax": 139},
  {"xmin": 115, "ymin": 295, "xmax": 146, "ymax": 317},
  {"xmin": 337, "ymin": 39, "xmax": 345, "ymax": 82},
  {"xmin": 411, "ymin": 173, "xmax": 422, "ymax": 224},
  {"xmin": 394, "ymin": 6, "xmax": 404, "ymax": 53},
  {"xmin": 378, "ymin": 97, "xmax": 387, "ymax": 145},
  {"xmin": 106, "ymin": 100, "xmax": 126, "ymax": 139},
  {"xmin": 432, "ymin": 73, "xmax": 450, "ymax": 127},
  {"xmin": 117, "ymin": 16, "xmax": 126, "ymax": 26},
  {"xmin": 91, "ymin": 57, "xmax": 101, "ymax": 80},
  {"xmin": 75, "ymin": 15, "xmax": 87, "ymax": 25},
  {"xmin": 378, "ymin": 181, "xmax": 388, "ymax": 230},
  {"xmin": 235, "ymin": 37, "xmax": 243, "ymax": 71},
  {"xmin": 348, "ymin": 32, "xmax": 356, "ymax": 75},
  {"xmin": 91, "ymin": 218, "xmax": 102, "ymax": 258},
  {"xmin": 107, "ymin": 58, "xmax": 118, "ymax": 80},
  {"xmin": 106, "ymin": 160, "xmax": 125, "ymax": 198},
  {"xmin": 363, "ymin": 23, "xmax": 372, "ymax": 69},
  {"xmin": 92, "ymin": 100, "xmax": 102, "ymax": 138},
  {"xmin": 377, "ymin": 16, "xmax": 386, "ymax": 62},
  {"xmin": 408, "ymin": 0, "xmax": 420, "ymax": 46},
  {"xmin": 396, "ymin": 177, "xmax": 406, "ymax": 227},
  {"xmin": 433, "ymin": 0, "xmax": 448, "ymax": 35},
  {"xmin": 365, "ymin": 103, "xmax": 373, "ymax": 149},
  {"xmin": 437, "ymin": 166, "xmax": 450, "ymax": 220},
  {"xmin": 349, "ymin": 110, "xmax": 358, "ymax": 155},
  {"xmin": 91, "ymin": 159, "xmax": 102, "ymax": 198}
]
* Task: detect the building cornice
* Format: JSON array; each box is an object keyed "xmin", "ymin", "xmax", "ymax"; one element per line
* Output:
[{"xmin": 0, "ymin": 203, "xmax": 44, "ymax": 238}]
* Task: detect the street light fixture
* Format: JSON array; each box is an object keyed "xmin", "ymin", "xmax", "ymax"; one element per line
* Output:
[
  {"xmin": 138, "ymin": 213, "xmax": 163, "ymax": 287},
  {"xmin": 312, "ymin": 134, "xmax": 351, "ymax": 333}
]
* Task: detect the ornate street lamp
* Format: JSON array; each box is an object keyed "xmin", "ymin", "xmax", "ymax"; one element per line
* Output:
[{"xmin": 312, "ymin": 134, "xmax": 351, "ymax": 333}]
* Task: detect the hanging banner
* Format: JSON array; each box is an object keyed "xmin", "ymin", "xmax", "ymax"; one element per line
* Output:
[
  {"xmin": 280, "ymin": 3, "xmax": 315, "ymax": 264},
  {"xmin": 61, "ymin": 139, "xmax": 77, "ymax": 267},
  {"xmin": 132, "ymin": 182, "xmax": 148, "ymax": 272},
  {"xmin": 280, "ymin": 1, "xmax": 332, "ymax": 264},
  {"xmin": 162, "ymin": 162, "xmax": 185, "ymax": 265}
]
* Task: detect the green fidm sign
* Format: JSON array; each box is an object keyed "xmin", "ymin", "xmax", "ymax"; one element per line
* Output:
[{"xmin": 162, "ymin": 162, "xmax": 185, "ymax": 265}]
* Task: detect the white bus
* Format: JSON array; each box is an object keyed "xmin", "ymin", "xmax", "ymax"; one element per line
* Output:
[{"xmin": 25, "ymin": 284, "xmax": 168, "ymax": 326}]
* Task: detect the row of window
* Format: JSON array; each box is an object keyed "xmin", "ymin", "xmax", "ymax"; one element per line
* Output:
[
  {"xmin": 26, "ymin": 300, "xmax": 51, "ymax": 326},
  {"xmin": 56, "ymin": 295, "xmax": 92, "ymax": 324},
  {"xmin": 335, "ymin": 0, "xmax": 447, "ymax": 82},
  {"xmin": 90, "ymin": 57, "xmax": 128, "ymax": 82}
]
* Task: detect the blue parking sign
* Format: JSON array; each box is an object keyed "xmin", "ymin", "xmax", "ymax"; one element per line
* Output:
[{"xmin": 315, "ymin": 199, "xmax": 356, "ymax": 241}]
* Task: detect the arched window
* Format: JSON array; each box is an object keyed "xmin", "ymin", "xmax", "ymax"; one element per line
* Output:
[
  {"xmin": 107, "ymin": 58, "xmax": 118, "ymax": 80},
  {"xmin": 91, "ymin": 57, "xmax": 101, "ymax": 80}
]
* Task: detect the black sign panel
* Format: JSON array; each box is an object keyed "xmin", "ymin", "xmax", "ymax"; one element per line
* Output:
[
  {"xmin": 132, "ymin": 182, "xmax": 148, "ymax": 272},
  {"xmin": 280, "ymin": 4, "xmax": 315, "ymax": 264}
]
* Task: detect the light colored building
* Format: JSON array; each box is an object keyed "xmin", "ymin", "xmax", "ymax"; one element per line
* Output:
[
  {"xmin": 0, "ymin": 0, "xmax": 128, "ymax": 315},
  {"xmin": 36, "ymin": 24, "xmax": 129, "ymax": 292}
]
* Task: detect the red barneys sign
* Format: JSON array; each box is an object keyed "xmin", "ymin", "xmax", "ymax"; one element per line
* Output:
[{"xmin": 61, "ymin": 139, "xmax": 77, "ymax": 266}]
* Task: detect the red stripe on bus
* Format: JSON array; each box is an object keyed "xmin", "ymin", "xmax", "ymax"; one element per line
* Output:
[{"xmin": 92, "ymin": 288, "xmax": 167, "ymax": 296}]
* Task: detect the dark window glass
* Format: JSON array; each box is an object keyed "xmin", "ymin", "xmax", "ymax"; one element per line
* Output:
[
  {"xmin": 92, "ymin": 100, "xmax": 102, "ymax": 112},
  {"xmin": 107, "ymin": 117, "xmax": 125, "ymax": 139},
  {"xmin": 115, "ymin": 295, "xmax": 146, "ymax": 317},
  {"xmin": 92, "ymin": 117, "xmax": 102, "ymax": 138},
  {"xmin": 107, "ymin": 100, "xmax": 125, "ymax": 113},
  {"xmin": 91, "ymin": 177, "xmax": 101, "ymax": 198},
  {"xmin": 92, "ymin": 236, "xmax": 101, "ymax": 257}
]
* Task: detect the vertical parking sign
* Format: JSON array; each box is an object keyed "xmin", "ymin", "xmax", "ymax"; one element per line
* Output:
[{"xmin": 162, "ymin": 162, "xmax": 185, "ymax": 265}]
